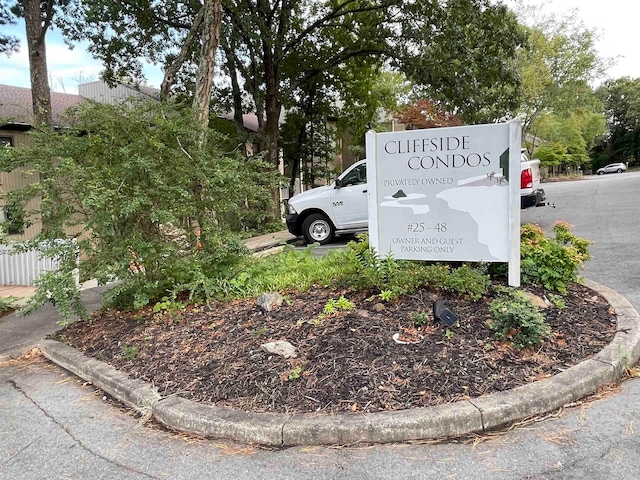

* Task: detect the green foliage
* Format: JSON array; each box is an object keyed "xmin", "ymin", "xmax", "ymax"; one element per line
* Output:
[
  {"xmin": 120, "ymin": 345, "xmax": 139, "ymax": 361},
  {"xmin": 489, "ymin": 288, "xmax": 550, "ymax": 349},
  {"xmin": 548, "ymin": 293, "xmax": 566, "ymax": 310},
  {"xmin": 0, "ymin": 100, "xmax": 277, "ymax": 319},
  {"xmin": 595, "ymin": 77, "xmax": 640, "ymax": 166},
  {"xmin": 14, "ymin": 239, "xmax": 86, "ymax": 323},
  {"xmin": 532, "ymin": 109, "xmax": 606, "ymax": 171},
  {"xmin": 214, "ymin": 245, "xmax": 349, "ymax": 300},
  {"xmin": 534, "ymin": 142, "xmax": 569, "ymax": 167},
  {"xmin": 379, "ymin": 290, "xmax": 395, "ymax": 302},
  {"xmin": 212, "ymin": 236, "xmax": 490, "ymax": 313},
  {"xmin": 62, "ymin": 0, "xmax": 526, "ymax": 168},
  {"xmin": 322, "ymin": 296, "xmax": 355, "ymax": 316},
  {"xmin": 400, "ymin": 0, "xmax": 526, "ymax": 124},
  {"xmin": 411, "ymin": 311, "xmax": 429, "ymax": 327},
  {"xmin": 0, "ymin": 3, "xmax": 20, "ymax": 55},
  {"xmin": 287, "ymin": 365, "xmax": 302, "ymax": 381},
  {"xmin": 520, "ymin": 222, "xmax": 591, "ymax": 293},
  {"xmin": 152, "ymin": 296, "xmax": 186, "ymax": 319},
  {"xmin": 0, "ymin": 296, "xmax": 17, "ymax": 313},
  {"xmin": 442, "ymin": 264, "xmax": 491, "ymax": 301},
  {"xmin": 0, "ymin": 192, "xmax": 28, "ymax": 235},
  {"xmin": 340, "ymin": 240, "xmax": 400, "ymax": 293},
  {"xmin": 513, "ymin": 5, "xmax": 609, "ymax": 140},
  {"xmin": 337, "ymin": 236, "xmax": 490, "ymax": 300}
]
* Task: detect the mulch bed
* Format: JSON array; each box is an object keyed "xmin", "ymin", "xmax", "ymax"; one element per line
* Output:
[{"xmin": 53, "ymin": 282, "xmax": 618, "ymax": 414}]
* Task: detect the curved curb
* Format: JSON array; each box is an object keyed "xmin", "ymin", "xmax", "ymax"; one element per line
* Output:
[{"xmin": 38, "ymin": 280, "xmax": 640, "ymax": 447}]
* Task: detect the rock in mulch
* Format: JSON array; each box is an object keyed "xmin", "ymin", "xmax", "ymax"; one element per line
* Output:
[
  {"xmin": 256, "ymin": 292, "xmax": 284, "ymax": 312},
  {"xmin": 261, "ymin": 340, "xmax": 297, "ymax": 359},
  {"xmin": 373, "ymin": 303, "xmax": 385, "ymax": 312},
  {"xmin": 522, "ymin": 291, "xmax": 551, "ymax": 309}
]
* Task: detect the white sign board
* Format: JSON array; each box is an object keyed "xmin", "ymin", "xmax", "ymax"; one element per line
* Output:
[{"xmin": 366, "ymin": 122, "xmax": 521, "ymax": 286}]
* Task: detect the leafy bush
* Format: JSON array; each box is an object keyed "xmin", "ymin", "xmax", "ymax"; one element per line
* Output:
[
  {"xmin": 0, "ymin": 100, "xmax": 278, "ymax": 318},
  {"xmin": 489, "ymin": 288, "xmax": 550, "ymax": 349},
  {"xmin": 411, "ymin": 311, "xmax": 429, "ymax": 327},
  {"xmin": 442, "ymin": 263, "xmax": 490, "ymax": 300},
  {"xmin": 322, "ymin": 296, "xmax": 355, "ymax": 316},
  {"xmin": 214, "ymin": 245, "xmax": 349, "ymax": 300},
  {"xmin": 0, "ymin": 296, "xmax": 17, "ymax": 313},
  {"xmin": 212, "ymin": 235, "xmax": 491, "ymax": 307},
  {"xmin": 334, "ymin": 236, "xmax": 490, "ymax": 300},
  {"xmin": 520, "ymin": 222, "xmax": 591, "ymax": 293}
]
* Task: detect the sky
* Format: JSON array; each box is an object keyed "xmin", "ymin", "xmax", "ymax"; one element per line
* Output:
[{"xmin": 0, "ymin": 0, "xmax": 638, "ymax": 95}]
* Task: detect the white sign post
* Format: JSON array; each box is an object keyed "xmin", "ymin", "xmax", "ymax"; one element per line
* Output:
[{"xmin": 366, "ymin": 122, "xmax": 521, "ymax": 287}]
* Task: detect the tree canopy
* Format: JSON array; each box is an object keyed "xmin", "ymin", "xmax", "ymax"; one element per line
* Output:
[
  {"xmin": 511, "ymin": 5, "xmax": 608, "ymax": 144},
  {"xmin": 57, "ymin": 0, "xmax": 526, "ymax": 171},
  {"xmin": 594, "ymin": 77, "xmax": 640, "ymax": 166},
  {"xmin": 0, "ymin": 2, "xmax": 20, "ymax": 55},
  {"xmin": 394, "ymin": 98, "xmax": 463, "ymax": 130}
]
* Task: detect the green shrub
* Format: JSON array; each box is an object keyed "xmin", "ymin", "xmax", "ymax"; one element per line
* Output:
[
  {"xmin": 214, "ymin": 245, "xmax": 349, "ymax": 300},
  {"xmin": 520, "ymin": 222, "xmax": 590, "ymax": 293},
  {"xmin": 322, "ymin": 296, "xmax": 355, "ymax": 316},
  {"xmin": 443, "ymin": 263, "xmax": 490, "ymax": 300},
  {"xmin": 489, "ymin": 288, "xmax": 550, "ymax": 349},
  {"xmin": 411, "ymin": 311, "xmax": 429, "ymax": 327},
  {"xmin": 0, "ymin": 100, "xmax": 278, "ymax": 319},
  {"xmin": 0, "ymin": 296, "xmax": 17, "ymax": 313},
  {"xmin": 336, "ymin": 236, "xmax": 490, "ymax": 300}
]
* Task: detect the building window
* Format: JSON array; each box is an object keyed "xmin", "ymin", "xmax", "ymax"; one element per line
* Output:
[
  {"xmin": 1, "ymin": 199, "xmax": 25, "ymax": 235},
  {"xmin": 0, "ymin": 136, "xmax": 12, "ymax": 147}
]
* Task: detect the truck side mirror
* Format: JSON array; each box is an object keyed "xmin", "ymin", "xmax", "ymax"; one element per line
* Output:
[{"xmin": 334, "ymin": 178, "xmax": 342, "ymax": 188}]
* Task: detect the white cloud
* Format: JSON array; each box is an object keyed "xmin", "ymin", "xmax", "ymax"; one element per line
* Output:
[
  {"xmin": 45, "ymin": 42, "xmax": 105, "ymax": 93},
  {"xmin": 505, "ymin": 0, "xmax": 640, "ymax": 81}
]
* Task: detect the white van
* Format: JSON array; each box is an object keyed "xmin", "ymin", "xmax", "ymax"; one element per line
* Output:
[{"xmin": 286, "ymin": 153, "xmax": 545, "ymax": 244}]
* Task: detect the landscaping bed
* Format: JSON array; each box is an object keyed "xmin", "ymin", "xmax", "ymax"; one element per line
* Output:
[{"xmin": 54, "ymin": 280, "xmax": 617, "ymax": 415}]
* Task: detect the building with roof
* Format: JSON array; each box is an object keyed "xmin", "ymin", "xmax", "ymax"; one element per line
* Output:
[{"xmin": 0, "ymin": 81, "xmax": 162, "ymax": 242}]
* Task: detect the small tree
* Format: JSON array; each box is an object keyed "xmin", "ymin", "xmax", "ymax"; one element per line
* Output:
[
  {"xmin": 0, "ymin": 100, "xmax": 278, "ymax": 319},
  {"xmin": 394, "ymin": 99, "xmax": 463, "ymax": 129}
]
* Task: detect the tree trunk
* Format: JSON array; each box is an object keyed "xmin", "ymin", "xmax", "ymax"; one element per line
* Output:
[
  {"xmin": 264, "ymin": 56, "xmax": 282, "ymax": 168},
  {"xmin": 161, "ymin": 7, "xmax": 204, "ymax": 100},
  {"xmin": 192, "ymin": 0, "xmax": 222, "ymax": 132},
  {"xmin": 263, "ymin": 55, "xmax": 282, "ymax": 215},
  {"xmin": 190, "ymin": 0, "xmax": 222, "ymax": 241},
  {"xmin": 222, "ymin": 41, "xmax": 247, "ymax": 143},
  {"xmin": 22, "ymin": 0, "xmax": 52, "ymax": 127}
]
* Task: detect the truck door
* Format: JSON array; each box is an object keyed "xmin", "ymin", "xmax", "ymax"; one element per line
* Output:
[{"xmin": 331, "ymin": 162, "xmax": 369, "ymax": 229}]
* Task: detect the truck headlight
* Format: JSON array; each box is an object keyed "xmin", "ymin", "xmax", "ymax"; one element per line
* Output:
[{"xmin": 287, "ymin": 203, "xmax": 298, "ymax": 215}]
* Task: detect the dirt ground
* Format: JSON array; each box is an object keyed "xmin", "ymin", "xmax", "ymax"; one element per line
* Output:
[{"xmin": 54, "ymin": 281, "xmax": 617, "ymax": 414}]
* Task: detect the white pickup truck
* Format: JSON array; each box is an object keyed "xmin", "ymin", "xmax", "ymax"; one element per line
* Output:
[{"xmin": 286, "ymin": 151, "xmax": 546, "ymax": 244}]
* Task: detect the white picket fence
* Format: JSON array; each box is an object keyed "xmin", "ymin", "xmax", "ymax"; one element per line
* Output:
[{"xmin": 0, "ymin": 242, "xmax": 74, "ymax": 286}]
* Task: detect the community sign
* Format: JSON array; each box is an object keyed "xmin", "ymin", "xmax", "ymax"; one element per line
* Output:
[{"xmin": 365, "ymin": 122, "xmax": 521, "ymax": 286}]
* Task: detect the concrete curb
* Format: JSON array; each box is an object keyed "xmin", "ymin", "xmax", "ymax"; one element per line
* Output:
[
  {"xmin": 38, "ymin": 280, "xmax": 640, "ymax": 447},
  {"xmin": 38, "ymin": 339, "xmax": 161, "ymax": 416}
]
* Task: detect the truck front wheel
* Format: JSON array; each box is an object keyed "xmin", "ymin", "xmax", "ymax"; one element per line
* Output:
[{"xmin": 302, "ymin": 213, "xmax": 335, "ymax": 245}]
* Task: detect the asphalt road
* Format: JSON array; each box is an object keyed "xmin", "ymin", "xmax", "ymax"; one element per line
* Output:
[{"xmin": 2, "ymin": 171, "xmax": 640, "ymax": 479}]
